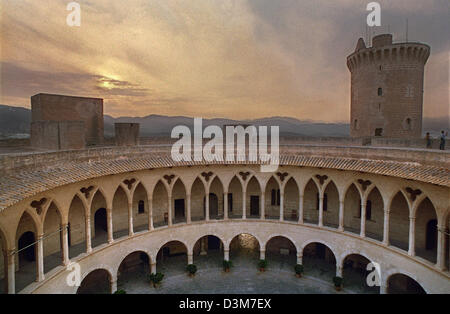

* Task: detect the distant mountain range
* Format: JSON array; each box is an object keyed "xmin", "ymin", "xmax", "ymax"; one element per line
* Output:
[{"xmin": 0, "ymin": 104, "xmax": 447, "ymax": 139}]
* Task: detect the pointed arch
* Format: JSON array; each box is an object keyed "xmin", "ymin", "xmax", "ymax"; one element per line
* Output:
[
  {"xmin": 264, "ymin": 176, "xmax": 281, "ymax": 220},
  {"xmin": 172, "ymin": 178, "xmax": 187, "ymax": 224},
  {"xmin": 414, "ymin": 197, "xmax": 437, "ymax": 263},
  {"xmin": 42, "ymin": 201, "xmax": 63, "ymax": 274},
  {"xmin": 132, "ymin": 182, "xmax": 150, "ymax": 232},
  {"xmin": 303, "ymin": 178, "xmax": 319, "ymax": 224},
  {"xmin": 323, "ymin": 180, "xmax": 339, "ymax": 228},
  {"xmin": 227, "ymin": 176, "xmax": 243, "ymax": 219},
  {"xmin": 68, "ymin": 194, "xmax": 86, "ymax": 259},
  {"xmin": 344, "ymin": 183, "xmax": 361, "ymax": 234},
  {"xmin": 246, "ymin": 176, "xmax": 261, "ymax": 218},
  {"xmin": 209, "ymin": 176, "xmax": 224, "ymax": 219},
  {"xmin": 364, "ymin": 186, "xmax": 384, "ymax": 241},
  {"xmin": 389, "ymin": 191, "xmax": 411, "ymax": 251},
  {"xmin": 152, "ymin": 180, "xmax": 169, "ymax": 227},
  {"xmin": 190, "ymin": 177, "xmax": 206, "ymax": 222}
]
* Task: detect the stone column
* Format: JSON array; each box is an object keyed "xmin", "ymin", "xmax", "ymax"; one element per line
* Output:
[
  {"xmin": 318, "ymin": 195, "xmax": 324, "ymax": 227},
  {"xmin": 128, "ymin": 201, "xmax": 134, "ymax": 236},
  {"xmin": 111, "ymin": 279, "xmax": 117, "ymax": 294},
  {"xmin": 7, "ymin": 250, "xmax": 15, "ymax": 294},
  {"xmin": 380, "ymin": 283, "xmax": 387, "ymax": 294},
  {"xmin": 107, "ymin": 208, "xmax": 113, "ymax": 244},
  {"xmin": 408, "ymin": 216, "xmax": 416, "ymax": 256},
  {"xmin": 296, "ymin": 252, "xmax": 302, "ymax": 265},
  {"xmin": 260, "ymin": 248, "xmax": 265, "ymax": 260},
  {"xmin": 383, "ymin": 210, "xmax": 390, "ymax": 245},
  {"xmin": 151, "ymin": 262, "xmax": 157, "ymax": 274},
  {"xmin": 336, "ymin": 264, "xmax": 343, "ymax": 277},
  {"xmin": 224, "ymin": 249, "xmax": 230, "ymax": 261},
  {"xmin": 85, "ymin": 215, "xmax": 92, "ymax": 253},
  {"xmin": 279, "ymin": 191, "xmax": 284, "ymax": 222},
  {"xmin": 223, "ymin": 191, "xmax": 229, "ymax": 220},
  {"xmin": 436, "ymin": 221, "xmax": 445, "ymax": 270},
  {"xmin": 360, "ymin": 200, "xmax": 366, "ymax": 238},
  {"xmin": 37, "ymin": 234, "xmax": 45, "ymax": 282},
  {"xmin": 148, "ymin": 197, "xmax": 154, "ymax": 230},
  {"xmin": 186, "ymin": 194, "xmax": 191, "ymax": 223},
  {"xmin": 242, "ymin": 190, "xmax": 247, "ymax": 219},
  {"xmin": 338, "ymin": 200, "xmax": 344, "ymax": 231},
  {"xmin": 168, "ymin": 192, "xmax": 172, "ymax": 226},
  {"xmin": 205, "ymin": 188, "xmax": 210, "ymax": 221},
  {"xmin": 188, "ymin": 253, "xmax": 193, "ymax": 265},
  {"xmin": 62, "ymin": 224, "xmax": 70, "ymax": 266},
  {"xmin": 298, "ymin": 193, "xmax": 304, "ymax": 224},
  {"xmin": 260, "ymin": 191, "xmax": 265, "ymax": 219}
]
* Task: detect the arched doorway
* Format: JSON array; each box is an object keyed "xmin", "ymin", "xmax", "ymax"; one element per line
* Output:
[
  {"xmin": 387, "ymin": 274, "xmax": 426, "ymax": 294},
  {"xmin": 246, "ymin": 176, "xmax": 261, "ymax": 218},
  {"xmin": 193, "ymin": 235, "xmax": 224, "ymax": 268},
  {"xmin": 365, "ymin": 187, "xmax": 384, "ymax": 241},
  {"xmin": 303, "ymin": 179, "xmax": 319, "ymax": 224},
  {"xmin": 153, "ymin": 180, "xmax": 169, "ymax": 227},
  {"xmin": 209, "ymin": 177, "xmax": 224, "ymax": 220},
  {"xmin": 342, "ymin": 254, "xmax": 380, "ymax": 294},
  {"xmin": 344, "ymin": 184, "xmax": 361, "ymax": 234},
  {"xmin": 229, "ymin": 234, "xmax": 260, "ymax": 268},
  {"xmin": 68, "ymin": 195, "xmax": 86, "ymax": 259},
  {"xmin": 323, "ymin": 181, "xmax": 339, "ymax": 228},
  {"xmin": 302, "ymin": 242, "xmax": 336, "ymax": 282},
  {"xmin": 132, "ymin": 183, "xmax": 149, "ymax": 232},
  {"xmin": 415, "ymin": 198, "xmax": 437, "ymax": 263},
  {"xmin": 91, "ymin": 190, "xmax": 108, "ymax": 247},
  {"xmin": 265, "ymin": 236, "xmax": 296, "ymax": 271},
  {"xmin": 389, "ymin": 192, "xmax": 410, "ymax": 251},
  {"xmin": 264, "ymin": 177, "xmax": 280, "ymax": 220},
  {"xmin": 284, "ymin": 178, "xmax": 299, "ymax": 222},
  {"xmin": 156, "ymin": 241, "xmax": 188, "ymax": 276},
  {"xmin": 190, "ymin": 178, "xmax": 206, "ymax": 222},
  {"xmin": 77, "ymin": 269, "xmax": 111, "ymax": 294},
  {"xmin": 15, "ymin": 211, "xmax": 37, "ymax": 293},
  {"xmin": 172, "ymin": 179, "xmax": 186, "ymax": 224},
  {"xmin": 42, "ymin": 202, "xmax": 63, "ymax": 274},
  {"xmin": 228, "ymin": 176, "xmax": 243, "ymax": 219},
  {"xmin": 117, "ymin": 251, "xmax": 150, "ymax": 290},
  {"xmin": 112, "ymin": 186, "xmax": 129, "ymax": 237}
]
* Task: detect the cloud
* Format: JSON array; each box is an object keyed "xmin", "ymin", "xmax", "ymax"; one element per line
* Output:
[{"xmin": 0, "ymin": 0, "xmax": 448, "ymax": 121}]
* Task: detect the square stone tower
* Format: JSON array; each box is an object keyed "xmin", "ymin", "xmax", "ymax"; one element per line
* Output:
[
  {"xmin": 347, "ymin": 34, "xmax": 430, "ymax": 138},
  {"xmin": 31, "ymin": 93, "xmax": 104, "ymax": 145}
]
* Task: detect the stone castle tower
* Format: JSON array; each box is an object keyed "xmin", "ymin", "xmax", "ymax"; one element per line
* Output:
[{"xmin": 347, "ymin": 34, "xmax": 430, "ymax": 138}]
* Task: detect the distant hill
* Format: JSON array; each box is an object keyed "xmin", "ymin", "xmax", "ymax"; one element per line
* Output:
[
  {"xmin": 1, "ymin": 104, "xmax": 447, "ymax": 139},
  {"xmin": 103, "ymin": 114, "xmax": 350, "ymax": 137},
  {"xmin": 0, "ymin": 105, "xmax": 31, "ymax": 137}
]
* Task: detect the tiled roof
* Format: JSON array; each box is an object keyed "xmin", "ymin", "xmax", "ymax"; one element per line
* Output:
[{"xmin": 0, "ymin": 148, "xmax": 448, "ymax": 212}]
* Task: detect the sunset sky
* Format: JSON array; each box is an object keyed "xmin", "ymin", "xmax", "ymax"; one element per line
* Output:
[{"xmin": 0, "ymin": 0, "xmax": 448, "ymax": 122}]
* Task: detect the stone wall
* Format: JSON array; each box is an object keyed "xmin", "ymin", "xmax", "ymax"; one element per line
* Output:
[
  {"xmin": 115, "ymin": 123, "xmax": 140, "ymax": 147},
  {"xmin": 31, "ymin": 121, "xmax": 86, "ymax": 150},
  {"xmin": 31, "ymin": 93, "xmax": 103, "ymax": 145}
]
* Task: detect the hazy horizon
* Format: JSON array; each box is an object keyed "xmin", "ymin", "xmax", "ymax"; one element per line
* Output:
[{"xmin": 1, "ymin": 0, "xmax": 448, "ymax": 122}]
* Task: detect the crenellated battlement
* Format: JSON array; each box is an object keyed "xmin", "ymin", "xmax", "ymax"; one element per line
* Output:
[{"xmin": 347, "ymin": 34, "xmax": 430, "ymax": 72}]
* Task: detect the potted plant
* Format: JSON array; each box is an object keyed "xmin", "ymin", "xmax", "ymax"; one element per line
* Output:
[
  {"xmin": 148, "ymin": 272, "xmax": 164, "ymax": 288},
  {"xmin": 258, "ymin": 259, "xmax": 267, "ymax": 272},
  {"xmin": 223, "ymin": 260, "xmax": 233, "ymax": 272},
  {"xmin": 333, "ymin": 276, "xmax": 343, "ymax": 291},
  {"xmin": 294, "ymin": 264, "xmax": 304, "ymax": 278},
  {"xmin": 186, "ymin": 264, "xmax": 197, "ymax": 277},
  {"xmin": 114, "ymin": 289, "xmax": 126, "ymax": 294}
]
